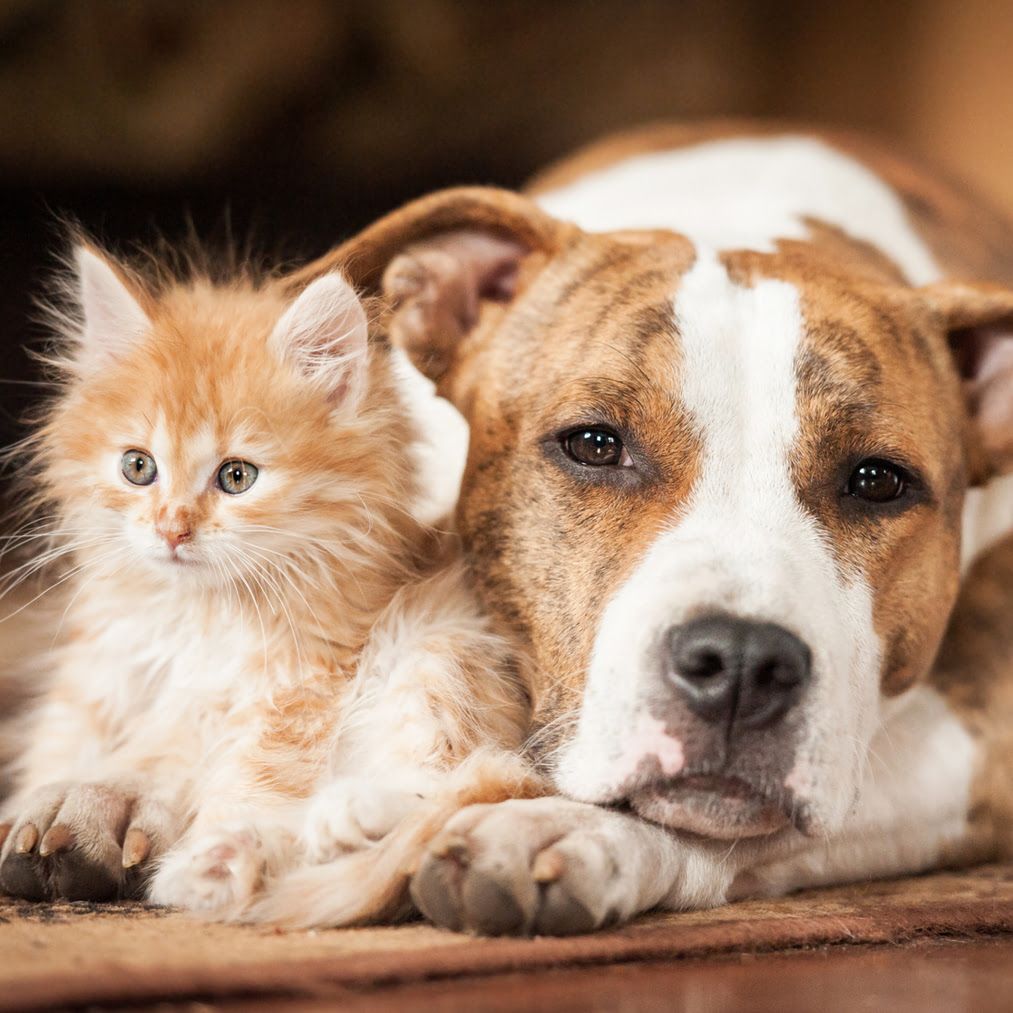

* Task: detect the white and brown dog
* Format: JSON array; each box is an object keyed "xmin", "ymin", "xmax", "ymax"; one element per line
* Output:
[{"xmin": 300, "ymin": 123, "xmax": 1013, "ymax": 935}]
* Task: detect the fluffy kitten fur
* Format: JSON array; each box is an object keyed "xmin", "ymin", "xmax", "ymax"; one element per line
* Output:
[{"xmin": 0, "ymin": 244, "xmax": 531, "ymax": 919}]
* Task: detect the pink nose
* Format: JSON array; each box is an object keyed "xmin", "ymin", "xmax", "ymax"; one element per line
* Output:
[{"xmin": 160, "ymin": 528, "xmax": 192, "ymax": 551}]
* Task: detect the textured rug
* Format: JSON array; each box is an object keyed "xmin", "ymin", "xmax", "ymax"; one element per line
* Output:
[{"xmin": 2, "ymin": 864, "xmax": 1012, "ymax": 1011}]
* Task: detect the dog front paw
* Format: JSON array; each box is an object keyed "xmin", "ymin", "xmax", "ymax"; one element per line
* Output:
[
  {"xmin": 0, "ymin": 782, "xmax": 176, "ymax": 902},
  {"xmin": 410, "ymin": 797, "xmax": 644, "ymax": 936}
]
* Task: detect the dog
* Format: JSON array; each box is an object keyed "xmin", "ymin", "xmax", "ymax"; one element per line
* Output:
[{"xmin": 294, "ymin": 122, "xmax": 1013, "ymax": 935}]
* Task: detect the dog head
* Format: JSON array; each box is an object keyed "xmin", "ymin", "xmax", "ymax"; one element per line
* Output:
[{"xmin": 307, "ymin": 186, "xmax": 1013, "ymax": 840}]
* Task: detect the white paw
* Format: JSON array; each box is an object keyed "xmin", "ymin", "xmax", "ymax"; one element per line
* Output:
[
  {"xmin": 150, "ymin": 828, "xmax": 263, "ymax": 915},
  {"xmin": 303, "ymin": 774, "xmax": 434, "ymax": 863}
]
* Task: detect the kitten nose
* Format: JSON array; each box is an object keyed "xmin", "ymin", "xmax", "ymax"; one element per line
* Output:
[{"xmin": 160, "ymin": 527, "xmax": 192, "ymax": 550}]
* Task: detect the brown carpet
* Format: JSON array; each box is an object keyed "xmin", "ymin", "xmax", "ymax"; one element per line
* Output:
[{"xmin": 2, "ymin": 864, "xmax": 1012, "ymax": 1011}]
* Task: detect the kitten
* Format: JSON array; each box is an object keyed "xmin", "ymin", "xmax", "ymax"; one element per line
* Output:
[{"xmin": 0, "ymin": 243, "xmax": 531, "ymax": 917}]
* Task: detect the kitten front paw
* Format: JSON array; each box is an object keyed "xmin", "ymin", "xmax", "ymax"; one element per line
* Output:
[
  {"xmin": 149, "ymin": 828, "xmax": 265, "ymax": 915},
  {"xmin": 0, "ymin": 782, "xmax": 176, "ymax": 902},
  {"xmin": 303, "ymin": 775, "xmax": 434, "ymax": 862}
]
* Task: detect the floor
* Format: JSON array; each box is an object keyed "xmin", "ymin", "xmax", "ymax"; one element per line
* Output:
[
  {"xmin": 105, "ymin": 937, "xmax": 1013, "ymax": 1012},
  {"xmin": 5, "ymin": 866, "xmax": 1012, "ymax": 1011}
]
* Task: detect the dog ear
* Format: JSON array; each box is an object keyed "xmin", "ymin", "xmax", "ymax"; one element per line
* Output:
[
  {"xmin": 921, "ymin": 280, "xmax": 1013, "ymax": 480},
  {"xmin": 288, "ymin": 187, "xmax": 570, "ymax": 384}
]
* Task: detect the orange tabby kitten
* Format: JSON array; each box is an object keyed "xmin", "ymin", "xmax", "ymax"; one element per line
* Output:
[{"xmin": 0, "ymin": 244, "xmax": 530, "ymax": 918}]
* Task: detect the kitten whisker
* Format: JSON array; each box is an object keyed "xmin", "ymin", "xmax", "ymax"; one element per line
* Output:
[
  {"xmin": 238, "ymin": 548, "xmax": 307, "ymax": 684},
  {"xmin": 220, "ymin": 548, "xmax": 270, "ymax": 681},
  {"xmin": 0, "ymin": 535, "xmax": 121, "ymax": 596},
  {"xmin": 239, "ymin": 542, "xmax": 328, "ymax": 640},
  {"xmin": 52, "ymin": 546, "xmax": 131, "ymax": 643},
  {"xmin": 0, "ymin": 544, "xmax": 127, "ymax": 623}
]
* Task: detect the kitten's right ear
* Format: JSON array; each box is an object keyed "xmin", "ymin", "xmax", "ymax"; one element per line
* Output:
[
  {"xmin": 73, "ymin": 246, "xmax": 152, "ymax": 371},
  {"xmin": 271, "ymin": 272, "xmax": 369, "ymax": 411}
]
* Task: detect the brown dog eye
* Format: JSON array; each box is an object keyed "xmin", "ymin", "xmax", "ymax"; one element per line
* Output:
[
  {"xmin": 847, "ymin": 459, "xmax": 906, "ymax": 503},
  {"xmin": 564, "ymin": 429, "xmax": 627, "ymax": 467}
]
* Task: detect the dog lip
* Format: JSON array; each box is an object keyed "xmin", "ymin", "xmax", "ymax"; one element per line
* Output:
[
  {"xmin": 614, "ymin": 767, "xmax": 769, "ymax": 805},
  {"xmin": 669, "ymin": 774, "xmax": 756, "ymax": 800},
  {"xmin": 618, "ymin": 768, "xmax": 808, "ymax": 836}
]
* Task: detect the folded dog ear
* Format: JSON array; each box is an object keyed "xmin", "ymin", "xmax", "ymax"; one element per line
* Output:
[
  {"xmin": 288, "ymin": 187, "xmax": 569, "ymax": 383},
  {"xmin": 922, "ymin": 280, "xmax": 1013, "ymax": 480}
]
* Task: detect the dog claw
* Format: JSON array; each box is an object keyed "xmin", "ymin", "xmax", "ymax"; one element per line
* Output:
[
  {"xmin": 431, "ymin": 833, "xmax": 471, "ymax": 865},
  {"xmin": 15, "ymin": 823, "xmax": 38, "ymax": 854},
  {"xmin": 39, "ymin": 823, "xmax": 75, "ymax": 857},
  {"xmin": 122, "ymin": 828, "xmax": 151, "ymax": 869},
  {"xmin": 532, "ymin": 848, "xmax": 565, "ymax": 884}
]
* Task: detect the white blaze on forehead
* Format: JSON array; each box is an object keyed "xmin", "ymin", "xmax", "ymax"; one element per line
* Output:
[
  {"xmin": 676, "ymin": 252, "xmax": 800, "ymax": 485},
  {"xmin": 555, "ymin": 253, "xmax": 881, "ymax": 832},
  {"xmin": 537, "ymin": 135, "xmax": 942, "ymax": 285}
]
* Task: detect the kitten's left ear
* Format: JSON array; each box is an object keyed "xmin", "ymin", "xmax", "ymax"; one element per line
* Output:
[
  {"xmin": 922, "ymin": 280, "xmax": 1013, "ymax": 481},
  {"xmin": 74, "ymin": 245, "xmax": 152, "ymax": 372},
  {"xmin": 271, "ymin": 273, "xmax": 368, "ymax": 410}
]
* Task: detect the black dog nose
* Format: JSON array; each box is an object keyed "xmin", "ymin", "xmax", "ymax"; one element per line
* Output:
[{"xmin": 665, "ymin": 616, "xmax": 811, "ymax": 729}]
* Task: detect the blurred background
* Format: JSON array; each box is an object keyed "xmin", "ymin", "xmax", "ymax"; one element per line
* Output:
[{"xmin": 2, "ymin": 0, "xmax": 1013, "ymax": 454}]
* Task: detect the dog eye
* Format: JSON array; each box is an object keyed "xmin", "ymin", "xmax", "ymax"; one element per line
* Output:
[
  {"xmin": 847, "ymin": 459, "xmax": 906, "ymax": 503},
  {"xmin": 217, "ymin": 460, "xmax": 259, "ymax": 495},
  {"xmin": 562, "ymin": 428, "xmax": 632, "ymax": 467},
  {"xmin": 121, "ymin": 450, "xmax": 157, "ymax": 486}
]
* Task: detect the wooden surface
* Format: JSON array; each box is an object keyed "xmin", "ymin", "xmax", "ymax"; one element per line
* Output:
[{"xmin": 222, "ymin": 937, "xmax": 1013, "ymax": 1013}]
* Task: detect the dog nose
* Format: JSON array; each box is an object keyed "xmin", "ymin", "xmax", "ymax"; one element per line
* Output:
[{"xmin": 665, "ymin": 616, "xmax": 811, "ymax": 729}]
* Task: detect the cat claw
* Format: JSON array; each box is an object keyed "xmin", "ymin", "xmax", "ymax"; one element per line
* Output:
[
  {"xmin": 122, "ymin": 827, "xmax": 151, "ymax": 869},
  {"xmin": 38, "ymin": 823, "xmax": 75, "ymax": 857},
  {"xmin": 0, "ymin": 783, "xmax": 178, "ymax": 902}
]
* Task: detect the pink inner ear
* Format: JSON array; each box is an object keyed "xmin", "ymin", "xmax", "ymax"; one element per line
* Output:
[
  {"xmin": 954, "ymin": 327, "xmax": 1013, "ymax": 469},
  {"xmin": 431, "ymin": 231, "xmax": 526, "ymax": 300},
  {"xmin": 382, "ymin": 231, "xmax": 528, "ymax": 382},
  {"xmin": 475, "ymin": 243, "xmax": 523, "ymax": 300},
  {"xmin": 975, "ymin": 330, "xmax": 1013, "ymax": 386},
  {"xmin": 950, "ymin": 326, "xmax": 1013, "ymax": 381}
]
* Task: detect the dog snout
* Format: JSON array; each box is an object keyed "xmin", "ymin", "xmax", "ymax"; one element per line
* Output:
[{"xmin": 665, "ymin": 615, "xmax": 811, "ymax": 729}]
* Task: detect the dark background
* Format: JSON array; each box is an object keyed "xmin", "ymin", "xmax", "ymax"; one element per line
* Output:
[{"xmin": 3, "ymin": 0, "xmax": 1012, "ymax": 455}]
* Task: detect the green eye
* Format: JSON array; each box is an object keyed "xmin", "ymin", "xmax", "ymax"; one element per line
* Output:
[
  {"xmin": 217, "ymin": 460, "xmax": 258, "ymax": 495},
  {"xmin": 121, "ymin": 450, "xmax": 157, "ymax": 486}
]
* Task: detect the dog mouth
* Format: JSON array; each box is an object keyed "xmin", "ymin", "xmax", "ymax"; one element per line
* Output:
[
  {"xmin": 624, "ymin": 772, "xmax": 801, "ymax": 839},
  {"xmin": 672, "ymin": 774, "xmax": 757, "ymax": 799}
]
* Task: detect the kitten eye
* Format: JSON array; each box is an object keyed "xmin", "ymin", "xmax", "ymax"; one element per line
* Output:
[
  {"xmin": 217, "ymin": 460, "xmax": 259, "ymax": 495},
  {"xmin": 562, "ymin": 428, "xmax": 632, "ymax": 467},
  {"xmin": 121, "ymin": 450, "xmax": 157, "ymax": 486},
  {"xmin": 846, "ymin": 458, "xmax": 907, "ymax": 504}
]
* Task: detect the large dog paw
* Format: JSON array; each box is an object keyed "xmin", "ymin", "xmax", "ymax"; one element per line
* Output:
[
  {"xmin": 302, "ymin": 774, "xmax": 434, "ymax": 863},
  {"xmin": 409, "ymin": 797, "xmax": 644, "ymax": 936},
  {"xmin": 0, "ymin": 782, "xmax": 174, "ymax": 902}
]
